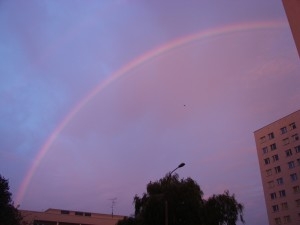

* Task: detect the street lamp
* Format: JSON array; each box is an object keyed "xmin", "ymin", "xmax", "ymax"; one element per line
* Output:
[
  {"xmin": 169, "ymin": 163, "xmax": 185, "ymax": 176},
  {"xmin": 165, "ymin": 163, "xmax": 185, "ymax": 225}
]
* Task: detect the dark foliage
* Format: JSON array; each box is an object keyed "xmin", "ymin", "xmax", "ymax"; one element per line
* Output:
[
  {"xmin": 134, "ymin": 174, "xmax": 204, "ymax": 225},
  {"xmin": 0, "ymin": 174, "xmax": 22, "ymax": 225},
  {"xmin": 118, "ymin": 174, "xmax": 244, "ymax": 225},
  {"xmin": 117, "ymin": 216, "xmax": 138, "ymax": 225},
  {"xmin": 204, "ymin": 190, "xmax": 244, "ymax": 225}
]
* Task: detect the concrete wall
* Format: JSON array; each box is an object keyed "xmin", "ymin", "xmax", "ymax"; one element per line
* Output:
[
  {"xmin": 21, "ymin": 209, "xmax": 125, "ymax": 225},
  {"xmin": 282, "ymin": 0, "xmax": 300, "ymax": 58},
  {"xmin": 254, "ymin": 110, "xmax": 300, "ymax": 225}
]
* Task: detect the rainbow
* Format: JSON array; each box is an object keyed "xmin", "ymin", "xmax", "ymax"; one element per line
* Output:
[{"xmin": 15, "ymin": 20, "xmax": 287, "ymax": 205}]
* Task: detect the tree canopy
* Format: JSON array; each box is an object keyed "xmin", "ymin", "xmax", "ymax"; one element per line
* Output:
[
  {"xmin": 117, "ymin": 174, "xmax": 244, "ymax": 225},
  {"xmin": 205, "ymin": 190, "xmax": 244, "ymax": 225},
  {"xmin": 0, "ymin": 174, "xmax": 23, "ymax": 225}
]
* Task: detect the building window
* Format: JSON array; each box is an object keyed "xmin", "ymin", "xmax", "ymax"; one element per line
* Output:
[
  {"xmin": 296, "ymin": 199, "xmax": 300, "ymax": 207},
  {"xmin": 268, "ymin": 132, "xmax": 275, "ymax": 139},
  {"xmin": 266, "ymin": 169, "xmax": 273, "ymax": 176},
  {"xmin": 285, "ymin": 149, "xmax": 293, "ymax": 157},
  {"xmin": 268, "ymin": 181, "xmax": 275, "ymax": 188},
  {"xmin": 293, "ymin": 185, "xmax": 300, "ymax": 194},
  {"xmin": 295, "ymin": 145, "xmax": 300, "ymax": 153},
  {"xmin": 288, "ymin": 161, "xmax": 295, "ymax": 169},
  {"xmin": 277, "ymin": 177, "xmax": 284, "ymax": 185},
  {"xmin": 272, "ymin": 154, "xmax": 279, "ymax": 162},
  {"xmin": 75, "ymin": 211, "xmax": 84, "ymax": 216},
  {"xmin": 291, "ymin": 173, "xmax": 298, "ymax": 182},
  {"xmin": 290, "ymin": 122, "xmax": 296, "ymax": 130},
  {"xmin": 271, "ymin": 192, "xmax": 277, "ymax": 200},
  {"xmin": 283, "ymin": 215, "xmax": 291, "ymax": 223},
  {"xmin": 84, "ymin": 212, "xmax": 91, "ymax": 217},
  {"xmin": 279, "ymin": 190, "xmax": 286, "ymax": 197},
  {"xmin": 281, "ymin": 127, "xmax": 288, "ymax": 134},
  {"xmin": 61, "ymin": 210, "xmax": 70, "ymax": 215},
  {"xmin": 297, "ymin": 158, "xmax": 300, "ymax": 166},
  {"xmin": 270, "ymin": 143, "xmax": 277, "ymax": 150},
  {"xmin": 275, "ymin": 166, "xmax": 281, "ymax": 174},
  {"xmin": 275, "ymin": 217, "xmax": 282, "ymax": 225},
  {"xmin": 292, "ymin": 134, "xmax": 299, "ymax": 142},
  {"xmin": 283, "ymin": 138, "xmax": 290, "ymax": 145},
  {"xmin": 272, "ymin": 204, "xmax": 279, "ymax": 212},
  {"xmin": 260, "ymin": 136, "xmax": 266, "ymax": 143},
  {"xmin": 264, "ymin": 158, "xmax": 271, "ymax": 165},
  {"xmin": 281, "ymin": 202, "xmax": 288, "ymax": 210},
  {"xmin": 262, "ymin": 147, "xmax": 268, "ymax": 154}
]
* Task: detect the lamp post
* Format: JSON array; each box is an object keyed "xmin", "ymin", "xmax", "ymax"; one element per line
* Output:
[
  {"xmin": 169, "ymin": 163, "xmax": 185, "ymax": 176},
  {"xmin": 165, "ymin": 163, "xmax": 185, "ymax": 225}
]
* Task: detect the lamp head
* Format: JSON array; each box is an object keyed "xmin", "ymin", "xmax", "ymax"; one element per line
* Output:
[{"xmin": 178, "ymin": 163, "xmax": 185, "ymax": 168}]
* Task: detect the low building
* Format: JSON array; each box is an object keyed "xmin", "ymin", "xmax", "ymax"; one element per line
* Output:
[{"xmin": 21, "ymin": 208, "xmax": 125, "ymax": 225}]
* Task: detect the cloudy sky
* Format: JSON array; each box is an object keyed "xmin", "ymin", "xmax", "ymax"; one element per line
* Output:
[{"xmin": 1, "ymin": 1, "xmax": 300, "ymax": 224}]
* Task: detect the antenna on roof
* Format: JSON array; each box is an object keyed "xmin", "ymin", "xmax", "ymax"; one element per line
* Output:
[{"xmin": 108, "ymin": 198, "xmax": 117, "ymax": 218}]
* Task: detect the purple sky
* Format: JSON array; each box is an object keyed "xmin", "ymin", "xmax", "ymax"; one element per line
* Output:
[{"xmin": 1, "ymin": 1, "xmax": 300, "ymax": 225}]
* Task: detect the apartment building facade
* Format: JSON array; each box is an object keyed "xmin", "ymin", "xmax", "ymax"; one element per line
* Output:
[
  {"xmin": 21, "ymin": 208, "xmax": 125, "ymax": 225},
  {"xmin": 282, "ymin": 0, "xmax": 300, "ymax": 58},
  {"xmin": 254, "ymin": 110, "xmax": 300, "ymax": 225}
]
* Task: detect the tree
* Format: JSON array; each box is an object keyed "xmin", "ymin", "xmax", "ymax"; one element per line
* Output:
[
  {"xmin": 116, "ymin": 216, "xmax": 138, "ymax": 225},
  {"xmin": 134, "ymin": 174, "xmax": 204, "ymax": 225},
  {"xmin": 117, "ymin": 174, "xmax": 244, "ymax": 225},
  {"xmin": 0, "ymin": 174, "xmax": 23, "ymax": 225},
  {"xmin": 204, "ymin": 190, "xmax": 244, "ymax": 225}
]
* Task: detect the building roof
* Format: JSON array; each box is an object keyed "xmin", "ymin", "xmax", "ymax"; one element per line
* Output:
[{"xmin": 21, "ymin": 208, "xmax": 125, "ymax": 225}]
